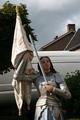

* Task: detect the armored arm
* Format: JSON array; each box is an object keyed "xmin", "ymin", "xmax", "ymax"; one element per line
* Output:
[{"xmin": 53, "ymin": 82, "xmax": 71, "ymax": 99}]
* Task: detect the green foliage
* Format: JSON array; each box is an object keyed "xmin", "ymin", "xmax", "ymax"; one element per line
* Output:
[
  {"xmin": 0, "ymin": 1, "xmax": 37, "ymax": 74},
  {"xmin": 1, "ymin": 1, "xmax": 16, "ymax": 15},
  {"xmin": 62, "ymin": 70, "xmax": 80, "ymax": 118}
]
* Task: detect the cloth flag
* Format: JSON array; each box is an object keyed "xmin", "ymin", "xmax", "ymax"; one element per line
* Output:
[{"xmin": 11, "ymin": 9, "xmax": 36, "ymax": 116}]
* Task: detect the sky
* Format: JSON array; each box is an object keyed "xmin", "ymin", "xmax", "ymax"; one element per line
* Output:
[{"xmin": 0, "ymin": 0, "xmax": 80, "ymax": 49}]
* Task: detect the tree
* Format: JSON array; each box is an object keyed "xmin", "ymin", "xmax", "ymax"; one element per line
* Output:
[
  {"xmin": 61, "ymin": 70, "xmax": 80, "ymax": 119},
  {"xmin": 0, "ymin": 1, "xmax": 37, "ymax": 74}
]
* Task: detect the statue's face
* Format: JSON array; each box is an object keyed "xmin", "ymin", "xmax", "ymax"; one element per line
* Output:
[{"xmin": 40, "ymin": 57, "xmax": 51, "ymax": 73}]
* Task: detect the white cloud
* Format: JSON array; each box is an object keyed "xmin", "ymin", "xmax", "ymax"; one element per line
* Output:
[
  {"xmin": 37, "ymin": 0, "xmax": 67, "ymax": 10},
  {"xmin": 24, "ymin": 0, "xmax": 79, "ymax": 11},
  {"xmin": 1, "ymin": 0, "xmax": 80, "ymax": 49}
]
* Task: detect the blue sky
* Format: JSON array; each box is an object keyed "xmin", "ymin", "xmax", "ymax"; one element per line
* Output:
[{"xmin": 0, "ymin": 0, "xmax": 80, "ymax": 49}]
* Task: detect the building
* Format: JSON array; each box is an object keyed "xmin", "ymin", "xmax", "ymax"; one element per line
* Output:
[
  {"xmin": 39, "ymin": 24, "xmax": 80, "ymax": 51},
  {"xmin": 65, "ymin": 29, "xmax": 80, "ymax": 51}
]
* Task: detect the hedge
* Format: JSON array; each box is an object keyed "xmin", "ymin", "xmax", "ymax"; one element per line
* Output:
[{"xmin": 61, "ymin": 70, "xmax": 80, "ymax": 119}]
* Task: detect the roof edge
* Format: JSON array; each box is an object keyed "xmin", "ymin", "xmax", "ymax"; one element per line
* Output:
[{"xmin": 39, "ymin": 31, "xmax": 75, "ymax": 50}]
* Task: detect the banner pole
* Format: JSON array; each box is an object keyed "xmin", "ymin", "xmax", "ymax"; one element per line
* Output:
[{"xmin": 30, "ymin": 36, "xmax": 47, "ymax": 82}]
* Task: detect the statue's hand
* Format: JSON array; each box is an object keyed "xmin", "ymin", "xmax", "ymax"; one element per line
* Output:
[{"xmin": 45, "ymin": 84, "xmax": 55, "ymax": 93}]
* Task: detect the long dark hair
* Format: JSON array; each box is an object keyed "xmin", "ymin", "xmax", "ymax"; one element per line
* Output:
[{"xmin": 37, "ymin": 56, "xmax": 56, "ymax": 74}]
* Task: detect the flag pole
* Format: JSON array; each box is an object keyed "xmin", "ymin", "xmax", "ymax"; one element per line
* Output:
[
  {"xmin": 29, "ymin": 36, "xmax": 47, "ymax": 82},
  {"xmin": 16, "ymin": 5, "xmax": 20, "ymax": 15}
]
